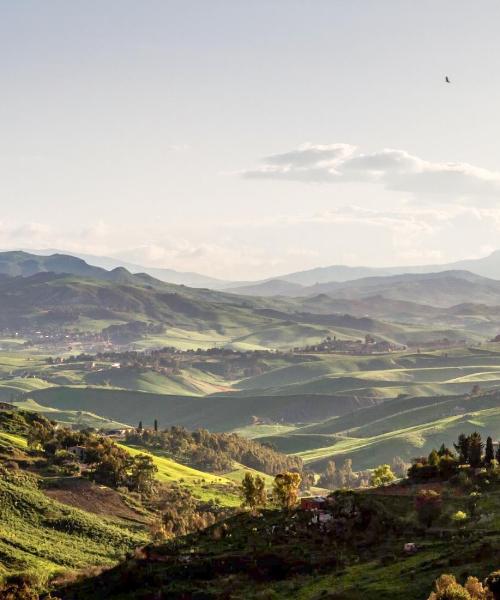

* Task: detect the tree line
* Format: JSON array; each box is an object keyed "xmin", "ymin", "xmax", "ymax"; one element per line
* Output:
[
  {"xmin": 125, "ymin": 424, "xmax": 303, "ymax": 476},
  {"xmin": 27, "ymin": 418, "xmax": 158, "ymax": 495}
]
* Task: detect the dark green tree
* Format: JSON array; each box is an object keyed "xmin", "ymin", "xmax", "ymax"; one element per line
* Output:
[
  {"xmin": 154, "ymin": 419, "xmax": 158, "ymax": 433},
  {"xmin": 485, "ymin": 436, "xmax": 495, "ymax": 465},
  {"xmin": 468, "ymin": 432, "xmax": 483, "ymax": 468},
  {"xmin": 454, "ymin": 434, "xmax": 470, "ymax": 465},
  {"xmin": 428, "ymin": 449, "xmax": 440, "ymax": 467},
  {"xmin": 415, "ymin": 489, "xmax": 442, "ymax": 528}
]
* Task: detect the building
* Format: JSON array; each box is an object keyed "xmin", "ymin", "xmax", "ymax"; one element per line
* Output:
[
  {"xmin": 300, "ymin": 496, "xmax": 327, "ymax": 511},
  {"xmin": 105, "ymin": 428, "xmax": 129, "ymax": 439}
]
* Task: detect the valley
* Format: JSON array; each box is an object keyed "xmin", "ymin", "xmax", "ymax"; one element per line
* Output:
[{"xmin": 1, "ymin": 251, "xmax": 500, "ymax": 598}]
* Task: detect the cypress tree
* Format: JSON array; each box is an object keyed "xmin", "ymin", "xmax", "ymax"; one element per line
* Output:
[
  {"xmin": 468, "ymin": 432, "xmax": 483, "ymax": 468},
  {"xmin": 485, "ymin": 436, "xmax": 495, "ymax": 465},
  {"xmin": 454, "ymin": 433, "xmax": 470, "ymax": 465},
  {"xmin": 154, "ymin": 419, "xmax": 158, "ymax": 433}
]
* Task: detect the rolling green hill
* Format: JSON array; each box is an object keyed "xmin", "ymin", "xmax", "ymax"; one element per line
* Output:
[
  {"xmin": 27, "ymin": 386, "xmax": 378, "ymax": 431},
  {"xmin": 256, "ymin": 389, "xmax": 500, "ymax": 470}
]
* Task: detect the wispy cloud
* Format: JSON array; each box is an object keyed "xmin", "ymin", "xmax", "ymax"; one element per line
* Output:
[{"xmin": 242, "ymin": 143, "xmax": 500, "ymax": 201}]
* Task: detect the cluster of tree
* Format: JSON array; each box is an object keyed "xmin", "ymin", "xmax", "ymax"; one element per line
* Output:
[
  {"xmin": 240, "ymin": 471, "xmax": 302, "ymax": 511},
  {"xmin": 318, "ymin": 458, "xmax": 398, "ymax": 490},
  {"xmin": 148, "ymin": 483, "xmax": 232, "ymax": 541},
  {"xmin": 126, "ymin": 425, "xmax": 302, "ymax": 476},
  {"xmin": 102, "ymin": 321, "xmax": 165, "ymax": 343},
  {"xmin": 409, "ymin": 433, "xmax": 499, "ymax": 482},
  {"xmin": 27, "ymin": 421, "xmax": 158, "ymax": 495},
  {"xmin": 52, "ymin": 346, "xmax": 289, "ymax": 380},
  {"xmin": 0, "ymin": 408, "xmax": 50, "ymax": 437},
  {"xmin": 427, "ymin": 571, "xmax": 500, "ymax": 600},
  {"xmin": 318, "ymin": 459, "xmax": 371, "ymax": 489}
]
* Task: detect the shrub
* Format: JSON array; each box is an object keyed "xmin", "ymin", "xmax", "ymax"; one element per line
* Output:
[
  {"xmin": 415, "ymin": 489, "xmax": 442, "ymax": 528},
  {"xmin": 485, "ymin": 570, "xmax": 500, "ymax": 599}
]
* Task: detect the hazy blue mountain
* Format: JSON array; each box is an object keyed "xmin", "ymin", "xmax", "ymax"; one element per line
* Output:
[
  {"xmin": 229, "ymin": 250, "xmax": 500, "ymax": 291},
  {"xmin": 22, "ymin": 249, "xmax": 231, "ymax": 289},
  {"xmin": 226, "ymin": 278, "xmax": 305, "ymax": 296}
]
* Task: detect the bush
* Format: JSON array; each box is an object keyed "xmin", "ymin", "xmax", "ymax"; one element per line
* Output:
[
  {"xmin": 415, "ymin": 489, "xmax": 442, "ymax": 528},
  {"xmin": 485, "ymin": 570, "xmax": 500, "ymax": 599}
]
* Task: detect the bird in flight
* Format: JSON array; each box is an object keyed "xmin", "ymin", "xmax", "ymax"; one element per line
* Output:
[{"xmin": 445, "ymin": 76, "xmax": 451, "ymax": 83}]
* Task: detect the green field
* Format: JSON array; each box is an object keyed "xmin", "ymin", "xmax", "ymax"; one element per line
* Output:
[{"xmin": 121, "ymin": 444, "xmax": 242, "ymax": 507}]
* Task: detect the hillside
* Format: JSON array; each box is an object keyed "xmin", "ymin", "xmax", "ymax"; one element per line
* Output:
[
  {"xmin": 258, "ymin": 388, "xmax": 500, "ymax": 470},
  {"xmin": 0, "ymin": 412, "xmax": 148, "ymax": 585},
  {"xmin": 26, "ymin": 386, "xmax": 377, "ymax": 431},
  {"xmin": 54, "ymin": 479, "xmax": 500, "ymax": 599},
  {"xmin": 0, "ymin": 268, "xmax": 421, "ymax": 351},
  {"xmin": 1, "ymin": 252, "xmax": 499, "ymax": 352}
]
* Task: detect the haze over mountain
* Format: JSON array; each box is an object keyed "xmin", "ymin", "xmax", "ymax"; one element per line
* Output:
[
  {"xmin": 21, "ymin": 249, "xmax": 230, "ymax": 289},
  {"xmin": 227, "ymin": 250, "xmax": 500, "ymax": 295},
  {"xmin": 16, "ymin": 248, "xmax": 500, "ymax": 292}
]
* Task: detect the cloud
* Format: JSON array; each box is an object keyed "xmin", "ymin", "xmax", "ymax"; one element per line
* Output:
[{"xmin": 242, "ymin": 144, "xmax": 500, "ymax": 200}]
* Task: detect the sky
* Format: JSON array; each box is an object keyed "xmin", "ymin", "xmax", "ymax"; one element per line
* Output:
[{"xmin": 2, "ymin": 1, "xmax": 500, "ymax": 280}]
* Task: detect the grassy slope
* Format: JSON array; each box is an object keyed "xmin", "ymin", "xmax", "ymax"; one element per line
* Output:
[
  {"xmin": 28, "ymin": 385, "xmax": 378, "ymax": 431},
  {"xmin": 11, "ymin": 398, "xmax": 130, "ymax": 430},
  {"xmin": 121, "ymin": 444, "xmax": 242, "ymax": 507},
  {"xmin": 261, "ymin": 391, "xmax": 500, "ymax": 470},
  {"xmin": 0, "ymin": 473, "xmax": 146, "ymax": 582}
]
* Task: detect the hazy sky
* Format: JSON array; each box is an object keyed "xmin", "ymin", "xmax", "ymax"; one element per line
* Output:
[{"xmin": 2, "ymin": 1, "xmax": 500, "ymax": 279}]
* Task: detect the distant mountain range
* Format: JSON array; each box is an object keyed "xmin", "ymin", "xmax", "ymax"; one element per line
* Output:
[
  {"xmin": 228, "ymin": 269, "xmax": 500, "ymax": 306},
  {"xmin": 19, "ymin": 248, "xmax": 500, "ymax": 291},
  {"xmin": 3, "ymin": 250, "xmax": 500, "ymax": 346},
  {"xmin": 19, "ymin": 249, "xmax": 229, "ymax": 289},
  {"xmin": 226, "ymin": 251, "xmax": 500, "ymax": 296}
]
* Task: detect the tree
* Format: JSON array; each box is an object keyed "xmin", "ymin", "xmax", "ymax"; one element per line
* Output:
[
  {"xmin": 137, "ymin": 421, "xmax": 143, "ymax": 433},
  {"xmin": 415, "ymin": 489, "xmax": 442, "ymax": 528},
  {"xmin": 318, "ymin": 460, "xmax": 337, "ymax": 489},
  {"xmin": 272, "ymin": 471, "xmax": 301, "ymax": 510},
  {"xmin": 454, "ymin": 434, "xmax": 470, "ymax": 465},
  {"xmin": 428, "ymin": 449, "xmax": 440, "ymax": 467},
  {"xmin": 438, "ymin": 443, "xmax": 454, "ymax": 458},
  {"xmin": 27, "ymin": 421, "xmax": 53, "ymax": 451},
  {"xmin": 154, "ymin": 419, "xmax": 159, "ymax": 433},
  {"xmin": 485, "ymin": 436, "xmax": 494, "ymax": 465},
  {"xmin": 427, "ymin": 573, "xmax": 485, "ymax": 600},
  {"xmin": 466, "ymin": 491, "xmax": 481, "ymax": 520},
  {"xmin": 371, "ymin": 464, "xmax": 396, "ymax": 487},
  {"xmin": 301, "ymin": 470, "xmax": 315, "ymax": 491},
  {"xmin": 340, "ymin": 458, "xmax": 354, "ymax": 488},
  {"xmin": 468, "ymin": 432, "xmax": 483, "ymax": 468},
  {"xmin": 241, "ymin": 472, "xmax": 267, "ymax": 510},
  {"xmin": 129, "ymin": 454, "xmax": 158, "ymax": 495}
]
